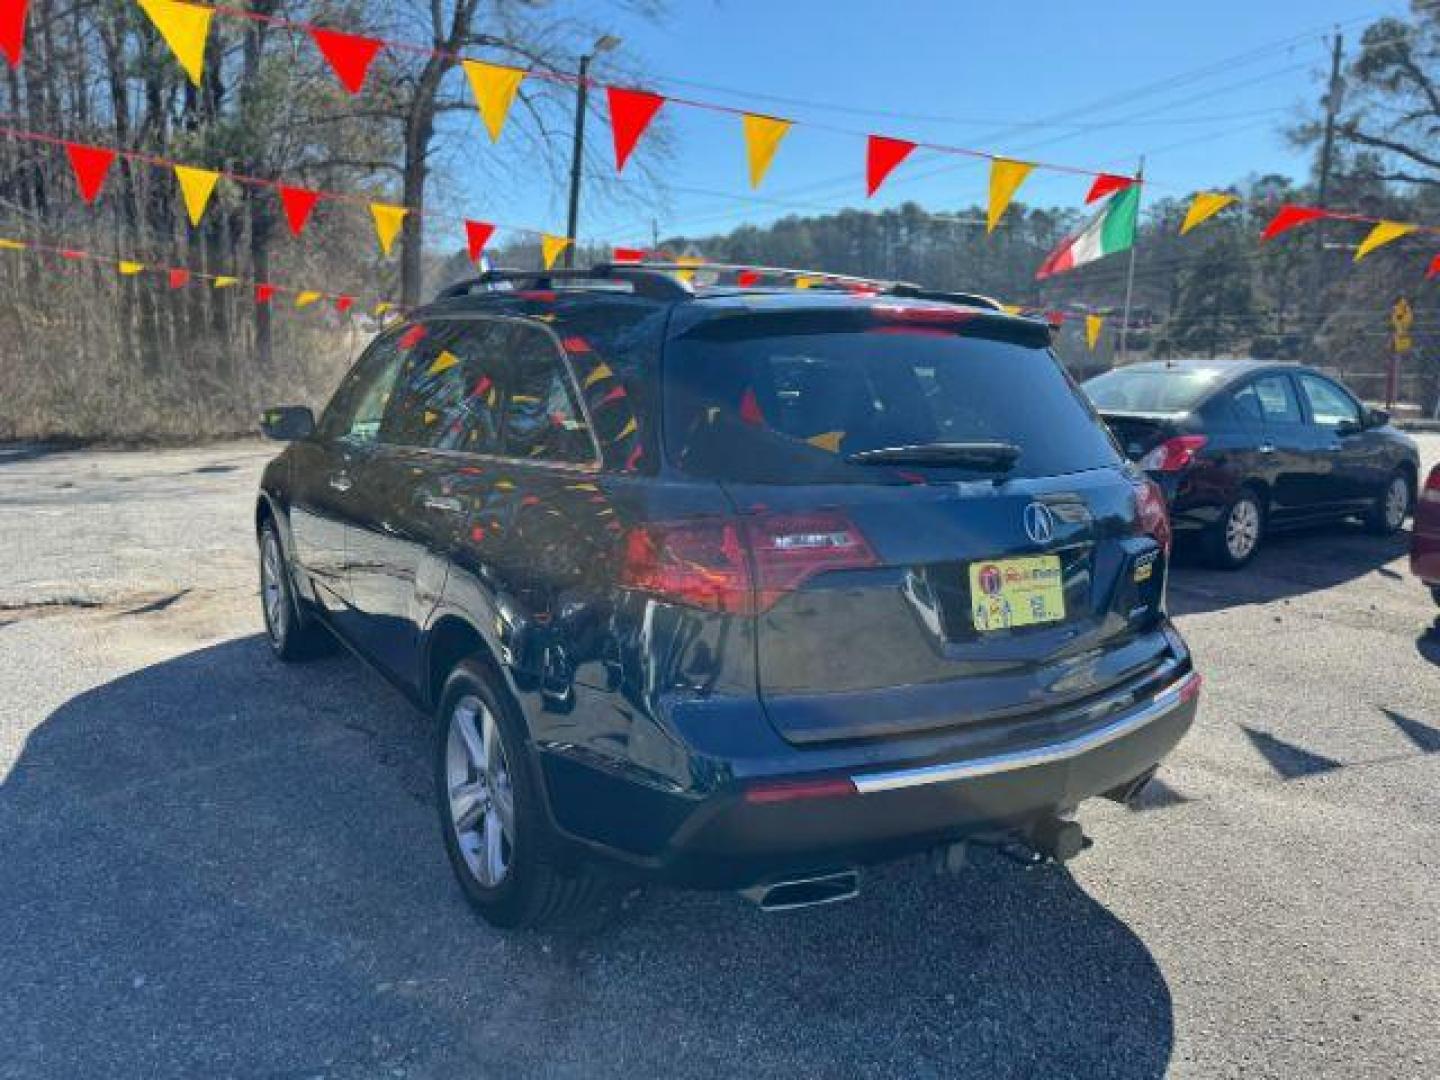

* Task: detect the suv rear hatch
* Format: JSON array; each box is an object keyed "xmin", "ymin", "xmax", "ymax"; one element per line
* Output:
[{"xmin": 661, "ymin": 301, "xmax": 1173, "ymax": 745}]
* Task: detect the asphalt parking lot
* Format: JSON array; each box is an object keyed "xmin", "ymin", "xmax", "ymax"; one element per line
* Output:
[{"xmin": 1, "ymin": 437, "xmax": 1437, "ymax": 1079}]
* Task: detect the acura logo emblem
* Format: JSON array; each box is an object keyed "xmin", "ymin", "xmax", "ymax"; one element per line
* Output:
[{"xmin": 1024, "ymin": 502, "xmax": 1056, "ymax": 545}]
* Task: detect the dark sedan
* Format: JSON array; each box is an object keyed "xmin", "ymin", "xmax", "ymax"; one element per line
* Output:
[{"xmin": 1084, "ymin": 360, "xmax": 1420, "ymax": 568}]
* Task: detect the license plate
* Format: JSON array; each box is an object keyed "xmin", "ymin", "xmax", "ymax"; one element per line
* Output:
[{"xmin": 969, "ymin": 555, "xmax": 1065, "ymax": 632}]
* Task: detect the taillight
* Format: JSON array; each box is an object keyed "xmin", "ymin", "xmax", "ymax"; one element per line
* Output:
[
  {"xmin": 1132, "ymin": 477, "xmax": 1172, "ymax": 554},
  {"xmin": 745, "ymin": 511, "xmax": 879, "ymax": 611},
  {"xmin": 619, "ymin": 519, "xmax": 751, "ymax": 614},
  {"xmin": 618, "ymin": 510, "xmax": 877, "ymax": 614},
  {"xmin": 1422, "ymin": 466, "xmax": 1440, "ymax": 505},
  {"xmin": 1138, "ymin": 435, "xmax": 1208, "ymax": 472}
]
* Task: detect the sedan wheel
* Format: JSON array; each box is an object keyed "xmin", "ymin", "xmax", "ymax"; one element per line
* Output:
[
  {"xmin": 260, "ymin": 529, "xmax": 287, "ymax": 640},
  {"xmin": 1225, "ymin": 497, "xmax": 1262, "ymax": 562},
  {"xmin": 1384, "ymin": 476, "xmax": 1409, "ymax": 531},
  {"xmin": 445, "ymin": 695, "xmax": 515, "ymax": 889}
]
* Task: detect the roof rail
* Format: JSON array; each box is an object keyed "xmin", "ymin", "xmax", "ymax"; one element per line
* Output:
[
  {"xmin": 434, "ymin": 266, "xmax": 693, "ymax": 302},
  {"xmin": 432, "ymin": 262, "xmax": 1006, "ymax": 312}
]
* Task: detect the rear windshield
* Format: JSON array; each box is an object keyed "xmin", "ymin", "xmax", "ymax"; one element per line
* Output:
[
  {"xmin": 1084, "ymin": 367, "xmax": 1223, "ymax": 412},
  {"xmin": 663, "ymin": 312, "xmax": 1121, "ymax": 484}
]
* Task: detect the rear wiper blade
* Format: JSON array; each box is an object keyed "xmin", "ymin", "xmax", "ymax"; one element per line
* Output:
[{"xmin": 844, "ymin": 441, "xmax": 1021, "ymax": 469}]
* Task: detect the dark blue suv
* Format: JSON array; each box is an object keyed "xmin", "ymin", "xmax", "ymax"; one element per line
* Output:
[{"xmin": 256, "ymin": 264, "xmax": 1201, "ymax": 927}]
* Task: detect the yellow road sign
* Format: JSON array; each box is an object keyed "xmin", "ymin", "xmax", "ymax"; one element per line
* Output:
[{"xmin": 1391, "ymin": 298, "xmax": 1413, "ymax": 333}]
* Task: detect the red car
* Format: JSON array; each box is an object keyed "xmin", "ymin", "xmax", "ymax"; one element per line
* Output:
[{"xmin": 1414, "ymin": 464, "xmax": 1440, "ymax": 607}]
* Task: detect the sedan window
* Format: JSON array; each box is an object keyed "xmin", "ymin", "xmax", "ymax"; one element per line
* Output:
[
  {"xmin": 1243, "ymin": 374, "xmax": 1303, "ymax": 425},
  {"xmin": 1297, "ymin": 374, "xmax": 1360, "ymax": 427}
]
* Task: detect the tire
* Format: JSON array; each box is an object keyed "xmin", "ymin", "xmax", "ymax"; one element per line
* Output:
[
  {"xmin": 1365, "ymin": 470, "xmax": 1412, "ymax": 535},
  {"xmin": 434, "ymin": 659, "xmax": 598, "ymax": 929},
  {"xmin": 1203, "ymin": 488, "xmax": 1265, "ymax": 570},
  {"xmin": 258, "ymin": 519, "xmax": 329, "ymax": 661}
]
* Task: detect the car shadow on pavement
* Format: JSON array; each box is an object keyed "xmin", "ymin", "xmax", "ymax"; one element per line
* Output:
[
  {"xmin": 0, "ymin": 634, "xmax": 1174, "ymax": 1079},
  {"xmin": 1168, "ymin": 523, "xmax": 1410, "ymax": 616}
]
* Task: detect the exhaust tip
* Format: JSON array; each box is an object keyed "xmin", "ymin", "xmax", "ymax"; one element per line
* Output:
[{"xmin": 740, "ymin": 870, "xmax": 860, "ymax": 912}]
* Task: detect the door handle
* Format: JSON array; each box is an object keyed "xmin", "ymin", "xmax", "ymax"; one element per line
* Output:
[
  {"xmin": 329, "ymin": 472, "xmax": 353, "ymax": 492},
  {"xmin": 423, "ymin": 495, "xmax": 462, "ymax": 513},
  {"xmin": 1258, "ymin": 442, "xmax": 1275, "ymax": 454}
]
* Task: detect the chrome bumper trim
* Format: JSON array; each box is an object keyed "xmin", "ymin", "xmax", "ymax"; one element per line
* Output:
[{"xmin": 850, "ymin": 672, "xmax": 1199, "ymax": 795}]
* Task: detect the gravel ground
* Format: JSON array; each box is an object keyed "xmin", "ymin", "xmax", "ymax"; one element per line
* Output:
[{"xmin": 0, "ymin": 436, "xmax": 1436, "ymax": 1080}]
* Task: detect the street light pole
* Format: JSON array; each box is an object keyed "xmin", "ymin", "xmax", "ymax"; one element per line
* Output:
[
  {"xmin": 562, "ymin": 36, "xmax": 619, "ymax": 269},
  {"xmin": 561, "ymin": 54, "xmax": 591, "ymax": 269}
]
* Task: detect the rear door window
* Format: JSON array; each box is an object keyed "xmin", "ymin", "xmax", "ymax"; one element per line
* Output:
[
  {"xmin": 379, "ymin": 320, "xmax": 508, "ymax": 453},
  {"xmin": 501, "ymin": 323, "xmax": 596, "ymax": 465},
  {"xmin": 664, "ymin": 310, "xmax": 1121, "ymax": 483},
  {"xmin": 1242, "ymin": 374, "xmax": 1303, "ymax": 426}
]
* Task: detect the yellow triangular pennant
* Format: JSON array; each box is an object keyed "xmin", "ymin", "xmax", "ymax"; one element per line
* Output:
[
  {"xmin": 117, "ymin": 260, "xmax": 144, "ymax": 275},
  {"xmin": 462, "ymin": 60, "xmax": 525, "ymax": 142},
  {"xmin": 0, "ymin": 238, "xmax": 27, "ymax": 251},
  {"xmin": 987, "ymin": 158, "xmax": 1034, "ymax": 233},
  {"xmin": 374, "ymin": 301, "xmax": 394, "ymax": 316},
  {"xmin": 1354, "ymin": 220, "xmax": 1416, "ymax": 262},
  {"xmin": 583, "ymin": 362, "xmax": 614, "ymax": 388},
  {"xmin": 212, "ymin": 275, "xmax": 238, "ymax": 288},
  {"xmin": 1085, "ymin": 314, "xmax": 1104, "ymax": 351},
  {"xmin": 427, "ymin": 349, "xmax": 460, "ymax": 376},
  {"xmin": 1000, "ymin": 303, "xmax": 1022, "ymax": 315},
  {"xmin": 540, "ymin": 233, "xmax": 571, "ymax": 270},
  {"xmin": 675, "ymin": 254, "xmax": 704, "ymax": 284},
  {"xmin": 1180, "ymin": 192, "xmax": 1238, "ymax": 236},
  {"xmin": 295, "ymin": 291, "xmax": 321, "ymax": 308},
  {"xmin": 174, "ymin": 165, "xmax": 220, "ymax": 226},
  {"xmin": 370, "ymin": 203, "xmax": 408, "ymax": 256},
  {"xmin": 742, "ymin": 114, "xmax": 791, "ymax": 189},
  {"xmin": 136, "ymin": 0, "xmax": 214, "ymax": 88}
]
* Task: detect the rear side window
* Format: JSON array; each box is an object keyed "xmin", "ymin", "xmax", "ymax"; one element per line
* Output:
[
  {"xmin": 502, "ymin": 324, "xmax": 596, "ymax": 465},
  {"xmin": 664, "ymin": 313, "xmax": 1121, "ymax": 483},
  {"xmin": 380, "ymin": 320, "xmax": 507, "ymax": 452},
  {"xmin": 1237, "ymin": 374, "xmax": 1302, "ymax": 425}
]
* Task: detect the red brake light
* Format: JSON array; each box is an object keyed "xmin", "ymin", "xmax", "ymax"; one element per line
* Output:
[
  {"xmin": 1138, "ymin": 435, "xmax": 1208, "ymax": 472},
  {"xmin": 618, "ymin": 511, "xmax": 877, "ymax": 614},
  {"xmin": 1132, "ymin": 477, "xmax": 1172, "ymax": 554},
  {"xmin": 1422, "ymin": 466, "xmax": 1440, "ymax": 504},
  {"xmin": 745, "ymin": 511, "xmax": 879, "ymax": 611}
]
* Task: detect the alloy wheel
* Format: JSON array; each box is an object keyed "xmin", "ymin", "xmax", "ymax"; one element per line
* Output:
[
  {"xmin": 445, "ymin": 695, "xmax": 515, "ymax": 888},
  {"xmin": 1226, "ymin": 498, "xmax": 1261, "ymax": 561},
  {"xmin": 1384, "ymin": 476, "xmax": 1409, "ymax": 530},
  {"xmin": 260, "ymin": 530, "xmax": 286, "ymax": 638}
]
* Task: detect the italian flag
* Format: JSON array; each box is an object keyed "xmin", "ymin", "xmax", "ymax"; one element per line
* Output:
[{"xmin": 1035, "ymin": 184, "xmax": 1140, "ymax": 279}]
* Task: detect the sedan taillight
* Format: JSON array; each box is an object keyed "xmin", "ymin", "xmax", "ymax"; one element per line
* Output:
[{"xmin": 1138, "ymin": 435, "xmax": 1208, "ymax": 472}]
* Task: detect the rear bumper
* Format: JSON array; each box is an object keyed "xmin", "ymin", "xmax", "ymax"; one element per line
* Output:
[{"xmin": 541, "ymin": 668, "xmax": 1200, "ymax": 889}]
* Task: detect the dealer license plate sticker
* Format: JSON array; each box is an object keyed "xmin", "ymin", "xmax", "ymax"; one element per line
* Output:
[{"xmin": 969, "ymin": 555, "xmax": 1065, "ymax": 632}]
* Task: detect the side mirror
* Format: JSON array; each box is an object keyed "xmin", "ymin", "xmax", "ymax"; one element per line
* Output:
[
  {"xmin": 260, "ymin": 406, "xmax": 315, "ymax": 441},
  {"xmin": 1335, "ymin": 418, "xmax": 1362, "ymax": 437},
  {"xmin": 1365, "ymin": 407, "xmax": 1389, "ymax": 429}
]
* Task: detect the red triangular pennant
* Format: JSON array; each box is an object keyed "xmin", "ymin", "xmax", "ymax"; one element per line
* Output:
[
  {"xmin": 310, "ymin": 28, "xmax": 383, "ymax": 94},
  {"xmin": 279, "ymin": 186, "xmax": 320, "ymax": 236},
  {"xmin": 1261, "ymin": 204, "xmax": 1330, "ymax": 242},
  {"xmin": 1428, "ymin": 253, "xmax": 1440, "ymax": 280},
  {"xmin": 168, "ymin": 268, "xmax": 190, "ymax": 289},
  {"xmin": 607, "ymin": 87, "xmax": 665, "ymax": 173},
  {"xmin": 255, "ymin": 283, "xmax": 276, "ymax": 304},
  {"xmin": 65, "ymin": 142, "xmax": 116, "ymax": 205},
  {"xmin": 464, "ymin": 219, "xmax": 495, "ymax": 263},
  {"xmin": 736, "ymin": 269, "xmax": 761, "ymax": 287},
  {"xmin": 2, "ymin": 0, "xmax": 29, "ymax": 68},
  {"xmin": 866, "ymin": 135, "xmax": 915, "ymax": 197},
  {"xmin": 334, "ymin": 295, "xmax": 354, "ymax": 314},
  {"xmin": 1085, "ymin": 173, "xmax": 1134, "ymax": 204},
  {"xmin": 611, "ymin": 247, "xmax": 647, "ymax": 264}
]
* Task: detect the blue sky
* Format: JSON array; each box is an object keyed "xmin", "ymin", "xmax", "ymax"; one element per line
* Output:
[{"xmin": 451, "ymin": 0, "xmax": 1411, "ymax": 249}]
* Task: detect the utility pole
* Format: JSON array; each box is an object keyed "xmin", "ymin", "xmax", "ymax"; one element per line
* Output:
[{"xmin": 1311, "ymin": 31, "xmax": 1344, "ymax": 318}]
